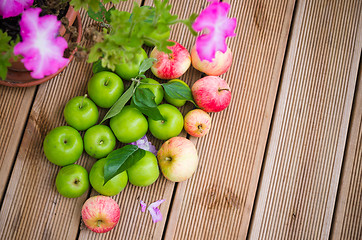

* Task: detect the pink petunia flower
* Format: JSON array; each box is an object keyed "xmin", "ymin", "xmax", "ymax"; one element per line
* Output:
[
  {"xmin": 192, "ymin": 0, "xmax": 237, "ymax": 62},
  {"xmin": 0, "ymin": 0, "xmax": 33, "ymax": 18},
  {"xmin": 147, "ymin": 199, "xmax": 165, "ymax": 223},
  {"xmin": 130, "ymin": 135, "xmax": 158, "ymax": 156},
  {"xmin": 13, "ymin": 8, "xmax": 69, "ymax": 79}
]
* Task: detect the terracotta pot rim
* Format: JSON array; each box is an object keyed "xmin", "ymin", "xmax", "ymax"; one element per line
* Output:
[{"xmin": 1, "ymin": 7, "xmax": 82, "ymax": 88}]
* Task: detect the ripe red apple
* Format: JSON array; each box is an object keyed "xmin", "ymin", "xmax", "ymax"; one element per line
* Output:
[
  {"xmin": 150, "ymin": 40, "xmax": 191, "ymax": 80},
  {"xmin": 192, "ymin": 76, "xmax": 231, "ymax": 112},
  {"xmin": 184, "ymin": 109, "xmax": 211, "ymax": 137},
  {"xmin": 191, "ymin": 46, "xmax": 232, "ymax": 76},
  {"xmin": 81, "ymin": 196, "xmax": 120, "ymax": 233},
  {"xmin": 157, "ymin": 137, "xmax": 198, "ymax": 182}
]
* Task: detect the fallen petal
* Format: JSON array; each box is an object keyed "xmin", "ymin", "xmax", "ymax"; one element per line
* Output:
[
  {"xmin": 130, "ymin": 135, "xmax": 158, "ymax": 156},
  {"xmin": 140, "ymin": 200, "xmax": 147, "ymax": 212},
  {"xmin": 147, "ymin": 199, "xmax": 165, "ymax": 223}
]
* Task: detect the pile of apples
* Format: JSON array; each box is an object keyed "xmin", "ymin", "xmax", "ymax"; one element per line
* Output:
[{"xmin": 43, "ymin": 40, "xmax": 232, "ymax": 233}]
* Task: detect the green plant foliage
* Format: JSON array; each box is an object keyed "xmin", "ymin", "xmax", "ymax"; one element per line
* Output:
[
  {"xmin": 132, "ymin": 88, "xmax": 165, "ymax": 121},
  {"xmin": 87, "ymin": 0, "xmax": 198, "ymax": 71},
  {"xmin": 71, "ymin": 0, "xmax": 125, "ymax": 11},
  {"xmin": 0, "ymin": 30, "xmax": 18, "ymax": 80}
]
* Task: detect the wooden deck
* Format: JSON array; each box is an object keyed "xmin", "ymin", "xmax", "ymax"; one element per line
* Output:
[{"xmin": 0, "ymin": 0, "xmax": 361, "ymax": 239}]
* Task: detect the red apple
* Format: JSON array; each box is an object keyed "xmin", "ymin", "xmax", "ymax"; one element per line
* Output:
[
  {"xmin": 157, "ymin": 137, "xmax": 198, "ymax": 182},
  {"xmin": 184, "ymin": 109, "xmax": 211, "ymax": 137},
  {"xmin": 192, "ymin": 76, "xmax": 231, "ymax": 112},
  {"xmin": 191, "ymin": 46, "xmax": 232, "ymax": 76},
  {"xmin": 150, "ymin": 40, "xmax": 191, "ymax": 80},
  {"xmin": 81, "ymin": 196, "xmax": 120, "ymax": 233}
]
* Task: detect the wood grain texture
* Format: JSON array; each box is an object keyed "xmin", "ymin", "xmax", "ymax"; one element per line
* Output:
[
  {"xmin": 331, "ymin": 62, "xmax": 362, "ymax": 239},
  {"xmin": 0, "ymin": 87, "xmax": 36, "ymax": 202},
  {"xmin": 249, "ymin": 0, "xmax": 362, "ymax": 239},
  {"xmin": 164, "ymin": 0, "xmax": 296, "ymax": 239},
  {"xmin": 78, "ymin": 1, "xmax": 203, "ymax": 239}
]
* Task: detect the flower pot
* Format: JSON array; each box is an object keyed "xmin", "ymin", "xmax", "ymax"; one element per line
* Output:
[{"xmin": 1, "ymin": 6, "xmax": 82, "ymax": 87}]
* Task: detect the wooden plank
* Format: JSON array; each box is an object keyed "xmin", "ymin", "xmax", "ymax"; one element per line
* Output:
[
  {"xmin": 249, "ymin": 0, "xmax": 362, "ymax": 239},
  {"xmin": 331, "ymin": 63, "xmax": 362, "ymax": 239},
  {"xmin": 164, "ymin": 0, "xmax": 296, "ymax": 239},
  {"xmin": 77, "ymin": 1, "xmax": 203, "ymax": 239},
  {"xmin": 0, "ymin": 86, "xmax": 36, "ymax": 202},
  {"xmin": 0, "ymin": 2, "xmax": 136, "ymax": 239}
]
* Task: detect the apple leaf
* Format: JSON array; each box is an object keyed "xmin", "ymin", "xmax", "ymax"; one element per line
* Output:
[
  {"xmin": 138, "ymin": 58, "xmax": 157, "ymax": 75},
  {"xmin": 162, "ymin": 81, "xmax": 195, "ymax": 104},
  {"xmin": 101, "ymin": 81, "xmax": 135, "ymax": 123},
  {"xmin": 132, "ymin": 88, "xmax": 165, "ymax": 121},
  {"xmin": 103, "ymin": 145, "xmax": 146, "ymax": 185},
  {"xmin": 92, "ymin": 59, "xmax": 111, "ymax": 74}
]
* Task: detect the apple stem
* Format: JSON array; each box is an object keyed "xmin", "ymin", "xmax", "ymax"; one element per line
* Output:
[
  {"xmin": 198, "ymin": 125, "xmax": 204, "ymax": 133},
  {"xmin": 97, "ymin": 220, "xmax": 102, "ymax": 227},
  {"xmin": 80, "ymin": 94, "xmax": 87, "ymax": 109},
  {"xmin": 218, "ymin": 88, "xmax": 230, "ymax": 92},
  {"xmin": 165, "ymin": 157, "xmax": 172, "ymax": 161}
]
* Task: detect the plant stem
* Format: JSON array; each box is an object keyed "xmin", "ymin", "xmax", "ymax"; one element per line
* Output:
[{"xmin": 80, "ymin": 94, "xmax": 87, "ymax": 109}]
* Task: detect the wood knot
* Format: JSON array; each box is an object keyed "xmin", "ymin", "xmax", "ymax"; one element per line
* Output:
[{"xmin": 225, "ymin": 189, "xmax": 242, "ymax": 209}]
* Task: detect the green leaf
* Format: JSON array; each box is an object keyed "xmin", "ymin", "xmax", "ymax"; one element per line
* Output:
[
  {"xmin": 101, "ymin": 81, "xmax": 135, "ymax": 123},
  {"xmin": 87, "ymin": 2, "xmax": 106, "ymax": 22},
  {"xmin": 92, "ymin": 59, "xmax": 110, "ymax": 74},
  {"xmin": 103, "ymin": 145, "xmax": 146, "ymax": 185},
  {"xmin": 132, "ymin": 88, "xmax": 165, "ymax": 120},
  {"xmin": 138, "ymin": 58, "xmax": 157, "ymax": 74},
  {"xmin": 162, "ymin": 81, "xmax": 194, "ymax": 101},
  {"xmin": 0, "ymin": 30, "xmax": 16, "ymax": 80}
]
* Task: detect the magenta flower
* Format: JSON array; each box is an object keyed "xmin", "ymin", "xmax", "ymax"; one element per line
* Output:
[
  {"xmin": 0, "ymin": 0, "xmax": 33, "ymax": 18},
  {"xmin": 140, "ymin": 200, "xmax": 147, "ymax": 212},
  {"xmin": 147, "ymin": 199, "xmax": 165, "ymax": 223},
  {"xmin": 192, "ymin": 0, "xmax": 237, "ymax": 62},
  {"xmin": 130, "ymin": 135, "xmax": 158, "ymax": 155},
  {"xmin": 13, "ymin": 8, "xmax": 69, "ymax": 79}
]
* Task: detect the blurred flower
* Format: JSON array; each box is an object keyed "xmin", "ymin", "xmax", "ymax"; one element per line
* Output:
[
  {"xmin": 140, "ymin": 200, "xmax": 147, "ymax": 212},
  {"xmin": 192, "ymin": 0, "xmax": 236, "ymax": 62},
  {"xmin": 0, "ymin": 0, "xmax": 33, "ymax": 18},
  {"xmin": 13, "ymin": 8, "xmax": 69, "ymax": 79},
  {"xmin": 140, "ymin": 199, "xmax": 165, "ymax": 223},
  {"xmin": 130, "ymin": 135, "xmax": 158, "ymax": 156},
  {"xmin": 147, "ymin": 199, "xmax": 165, "ymax": 223}
]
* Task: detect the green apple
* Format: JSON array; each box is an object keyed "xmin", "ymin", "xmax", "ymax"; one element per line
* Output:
[
  {"xmin": 89, "ymin": 158, "xmax": 128, "ymax": 196},
  {"xmin": 115, "ymin": 48, "xmax": 148, "ymax": 81},
  {"xmin": 127, "ymin": 151, "xmax": 159, "ymax": 187},
  {"xmin": 138, "ymin": 78, "xmax": 164, "ymax": 105},
  {"xmin": 110, "ymin": 105, "xmax": 148, "ymax": 143},
  {"xmin": 148, "ymin": 104, "xmax": 184, "ymax": 140},
  {"xmin": 88, "ymin": 71, "xmax": 124, "ymax": 108},
  {"xmin": 43, "ymin": 126, "xmax": 83, "ymax": 166},
  {"xmin": 84, "ymin": 125, "xmax": 116, "ymax": 159},
  {"xmin": 64, "ymin": 95, "xmax": 99, "ymax": 131},
  {"xmin": 55, "ymin": 164, "xmax": 89, "ymax": 198},
  {"xmin": 164, "ymin": 79, "xmax": 190, "ymax": 107}
]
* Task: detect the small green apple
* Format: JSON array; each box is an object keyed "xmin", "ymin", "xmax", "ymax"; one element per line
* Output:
[
  {"xmin": 43, "ymin": 126, "xmax": 83, "ymax": 166},
  {"xmin": 127, "ymin": 151, "xmax": 159, "ymax": 187},
  {"xmin": 89, "ymin": 158, "xmax": 128, "ymax": 196},
  {"xmin": 148, "ymin": 104, "xmax": 184, "ymax": 140},
  {"xmin": 164, "ymin": 79, "xmax": 190, "ymax": 107},
  {"xmin": 138, "ymin": 78, "xmax": 164, "ymax": 105},
  {"xmin": 64, "ymin": 95, "xmax": 99, "ymax": 131},
  {"xmin": 84, "ymin": 125, "xmax": 116, "ymax": 159},
  {"xmin": 110, "ymin": 105, "xmax": 148, "ymax": 143},
  {"xmin": 115, "ymin": 48, "xmax": 148, "ymax": 81},
  {"xmin": 88, "ymin": 71, "xmax": 124, "ymax": 108},
  {"xmin": 55, "ymin": 164, "xmax": 89, "ymax": 198}
]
